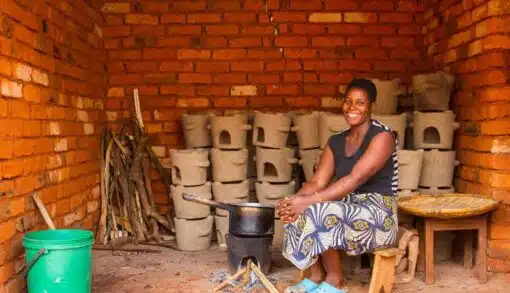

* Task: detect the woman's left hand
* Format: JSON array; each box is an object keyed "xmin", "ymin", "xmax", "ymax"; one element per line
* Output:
[{"xmin": 281, "ymin": 195, "xmax": 316, "ymax": 218}]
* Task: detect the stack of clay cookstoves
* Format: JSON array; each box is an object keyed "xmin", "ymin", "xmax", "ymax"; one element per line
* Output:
[
  {"xmin": 410, "ymin": 72, "xmax": 461, "ymax": 269},
  {"xmin": 170, "ymin": 113, "xmax": 214, "ymax": 252},
  {"xmin": 208, "ymin": 112, "xmax": 251, "ymax": 251},
  {"xmin": 252, "ymin": 111, "xmax": 297, "ymax": 251}
]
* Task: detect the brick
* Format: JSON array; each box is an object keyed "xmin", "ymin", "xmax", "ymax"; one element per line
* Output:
[
  {"xmin": 490, "ymin": 224, "xmax": 510, "ymax": 240},
  {"xmin": 344, "ymin": 13, "xmax": 377, "ymax": 23},
  {"xmin": 173, "ymin": 1, "xmax": 207, "ymax": 11},
  {"xmin": 108, "ymin": 87, "xmax": 125, "ymax": 98},
  {"xmin": 229, "ymin": 37, "xmax": 262, "ymax": 48},
  {"xmin": 266, "ymin": 60, "xmax": 301, "ymax": 71},
  {"xmin": 103, "ymin": 26, "xmax": 131, "ymax": 38},
  {"xmin": 284, "ymin": 73, "xmax": 303, "ymax": 83},
  {"xmin": 101, "ymin": 3, "xmax": 131, "ymax": 14},
  {"xmin": 347, "ymin": 36, "xmax": 379, "ymax": 47},
  {"xmin": 284, "ymin": 48, "xmax": 317, "ymax": 59},
  {"xmin": 249, "ymin": 74, "xmax": 280, "ymax": 84},
  {"xmin": 212, "ymin": 49, "xmax": 246, "ymax": 60},
  {"xmin": 126, "ymin": 62, "xmax": 158, "ymax": 73},
  {"xmin": 303, "ymin": 85, "xmax": 336, "ymax": 95},
  {"xmin": 14, "ymin": 63, "xmax": 32, "ymax": 82},
  {"xmin": 214, "ymin": 97, "xmax": 247, "ymax": 108},
  {"xmin": 484, "ymin": 35, "xmax": 510, "ymax": 50},
  {"xmin": 23, "ymin": 121, "xmax": 41, "ymax": 137},
  {"xmin": 311, "ymin": 37, "xmax": 345, "ymax": 47},
  {"xmin": 213, "ymin": 73, "xmax": 247, "ymax": 84},
  {"xmin": 0, "ymin": 58, "xmax": 12, "ymax": 78},
  {"xmin": 125, "ymin": 14, "xmax": 159, "ymax": 25},
  {"xmin": 161, "ymin": 13, "xmax": 186, "ymax": 24},
  {"xmin": 325, "ymin": 0, "xmax": 358, "ymax": 10},
  {"xmin": 167, "ymin": 25, "xmax": 202, "ymax": 35},
  {"xmin": 275, "ymin": 36, "xmax": 308, "ymax": 47},
  {"xmin": 290, "ymin": 0, "xmax": 322, "ymax": 10},
  {"xmin": 244, "ymin": 0, "xmax": 266, "ymax": 11},
  {"xmin": 489, "ymin": 240, "xmax": 510, "ymax": 258},
  {"xmin": 201, "ymin": 37, "xmax": 227, "ymax": 48},
  {"xmin": 479, "ymin": 169, "xmax": 510, "ymax": 188},
  {"xmin": 309, "ymin": 13, "xmax": 342, "ymax": 23},
  {"xmin": 132, "ymin": 25, "xmax": 166, "ymax": 37},
  {"xmin": 266, "ymin": 85, "xmax": 300, "ymax": 95},
  {"xmin": 196, "ymin": 62, "xmax": 230, "ymax": 73},
  {"xmin": 231, "ymin": 61, "xmax": 264, "ymax": 72},
  {"xmin": 161, "ymin": 85, "xmax": 195, "ymax": 96},
  {"xmin": 242, "ymin": 25, "xmax": 274, "ymax": 36},
  {"xmin": 157, "ymin": 37, "xmax": 191, "ymax": 48},
  {"xmin": 360, "ymin": 0, "xmax": 394, "ymax": 11},
  {"xmin": 1, "ymin": 79, "xmax": 23, "ymax": 98},
  {"xmin": 321, "ymin": 96, "xmax": 344, "ymax": 108},
  {"xmin": 364, "ymin": 25, "xmax": 396, "ymax": 35},
  {"xmin": 109, "ymin": 50, "xmax": 142, "ymax": 60},
  {"xmin": 271, "ymin": 12, "xmax": 307, "ymax": 22},
  {"xmin": 187, "ymin": 13, "xmax": 222, "ymax": 23},
  {"xmin": 291, "ymin": 24, "xmax": 327, "ymax": 35},
  {"xmin": 206, "ymin": 25, "xmax": 239, "ymax": 36},
  {"xmin": 176, "ymin": 97, "xmax": 210, "ymax": 108},
  {"xmin": 382, "ymin": 37, "xmax": 415, "ymax": 48},
  {"xmin": 320, "ymin": 73, "xmax": 355, "ymax": 83},
  {"xmin": 491, "ymin": 137, "xmax": 510, "ymax": 154},
  {"xmin": 143, "ymin": 48, "xmax": 177, "ymax": 60},
  {"xmin": 250, "ymin": 97, "xmax": 283, "ymax": 108},
  {"xmin": 488, "ymin": 0, "xmax": 510, "ymax": 16},
  {"xmin": 303, "ymin": 60, "xmax": 336, "ymax": 71},
  {"xmin": 0, "ymin": 220, "xmax": 15, "ymax": 243},
  {"xmin": 355, "ymin": 48, "xmax": 388, "ymax": 59},
  {"xmin": 381, "ymin": 13, "xmax": 414, "ymax": 23},
  {"xmin": 245, "ymin": 49, "xmax": 281, "ymax": 59},
  {"xmin": 210, "ymin": 0, "xmax": 241, "ymax": 10},
  {"xmin": 390, "ymin": 49, "xmax": 420, "ymax": 59},
  {"xmin": 160, "ymin": 61, "xmax": 193, "ymax": 72},
  {"xmin": 224, "ymin": 12, "xmax": 257, "ymax": 23},
  {"xmin": 480, "ymin": 120, "xmax": 510, "ymax": 135},
  {"xmin": 177, "ymin": 49, "xmax": 211, "ymax": 60},
  {"xmin": 144, "ymin": 2, "xmax": 169, "ymax": 12},
  {"xmin": 9, "ymin": 100, "xmax": 29, "ymax": 119},
  {"xmin": 196, "ymin": 85, "xmax": 230, "ymax": 96}
]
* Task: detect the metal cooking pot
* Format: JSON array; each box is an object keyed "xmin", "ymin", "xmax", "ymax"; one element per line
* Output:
[{"xmin": 181, "ymin": 193, "xmax": 275, "ymax": 237}]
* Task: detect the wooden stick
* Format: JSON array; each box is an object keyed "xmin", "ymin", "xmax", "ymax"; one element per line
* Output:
[
  {"xmin": 241, "ymin": 259, "xmax": 252, "ymax": 287},
  {"xmin": 92, "ymin": 245, "xmax": 161, "ymax": 254},
  {"xmin": 214, "ymin": 267, "xmax": 247, "ymax": 292},
  {"xmin": 133, "ymin": 88, "xmax": 144, "ymax": 129},
  {"xmin": 250, "ymin": 263, "xmax": 279, "ymax": 293},
  {"xmin": 32, "ymin": 193, "xmax": 56, "ymax": 230}
]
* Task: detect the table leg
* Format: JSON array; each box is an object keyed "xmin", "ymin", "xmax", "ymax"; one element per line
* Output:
[
  {"xmin": 477, "ymin": 218, "xmax": 488, "ymax": 283},
  {"xmin": 464, "ymin": 231, "xmax": 473, "ymax": 269},
  {"xmin": 425, "ymin": 220, "xmax": 435, "ymax": 285}
]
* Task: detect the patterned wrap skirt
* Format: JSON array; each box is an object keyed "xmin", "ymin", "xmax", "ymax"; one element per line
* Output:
[{"xmin": 281, "ymin": 192, "xmax": 399, "ymax": 270}]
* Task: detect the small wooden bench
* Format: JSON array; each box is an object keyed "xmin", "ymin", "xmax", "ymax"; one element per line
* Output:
[{"xmin": 299, "ymin": 248, "xmax": 399, "ymax": 293}]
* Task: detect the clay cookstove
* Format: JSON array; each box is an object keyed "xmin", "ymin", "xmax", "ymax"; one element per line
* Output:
[{"xmin": 225, "ymin": 232, "xmax": 273, "ymax": 275}]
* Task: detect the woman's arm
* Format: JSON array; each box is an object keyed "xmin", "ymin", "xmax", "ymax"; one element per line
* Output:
[
  {"xmin": 295, "ymin": 146, "xmax": 335, "ymax": 196},
  {"xmin": 314, "ymin": 131, "xmax": 395, "ymax": 202}
]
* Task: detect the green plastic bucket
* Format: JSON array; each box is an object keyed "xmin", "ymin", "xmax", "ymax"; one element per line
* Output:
[{"xmin": 22, "ymin": 229, "xmax": 94, "ymax": 293}]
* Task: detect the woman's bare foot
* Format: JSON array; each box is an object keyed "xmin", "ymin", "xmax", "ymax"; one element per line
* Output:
[
  {"xmin": 308, "ymin": 262, "xmax": 326, "ymax": 284},
  {"xmin": 324, "ymin": 275, "xmax": 346, "ymax": 289}
]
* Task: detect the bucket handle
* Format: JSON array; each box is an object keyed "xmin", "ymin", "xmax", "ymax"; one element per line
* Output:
[{"xmin": 23, "ymin": 248, "xmax": 46, "ymax": 278}]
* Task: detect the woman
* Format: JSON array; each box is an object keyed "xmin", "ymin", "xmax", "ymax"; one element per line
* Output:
[{"xmin": 277, "ymin": 78, "xmax": 399, "ymax": 293}]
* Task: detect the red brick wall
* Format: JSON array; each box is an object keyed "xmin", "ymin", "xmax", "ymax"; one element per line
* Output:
[
  {"xmin": 422, "ymin": 0, "xmax": 510, "ymax": 272},
  {"xmin": 102, "ymin": 0, "xmax": 424, "ymax": 210},
  {"xmin": 0, "ymin": 0, "xmax": 106, "ymax": 290}
]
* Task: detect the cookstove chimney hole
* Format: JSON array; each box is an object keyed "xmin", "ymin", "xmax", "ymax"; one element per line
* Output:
[
  {"xmin": 172, "ymin": 166, "xmax": 181, "ymax": 181},
  {"xmin": 263, "ymin": 163, "xmax": 278, "ymax": 178},
  {"xmin": 256, "ymin": 127, "xmax": 265, "ymax": 143},
  {"xmin": 423, "ymin": 127, "xmax": 440, "ymax": 144},
  {"xmin": 219, "ymin": 130, "xmax": 231, "ymax": 145}
]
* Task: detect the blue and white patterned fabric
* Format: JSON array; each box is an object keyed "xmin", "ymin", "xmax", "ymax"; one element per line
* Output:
[{"xmin": 282, "ymin": 192, "xmax": 398, "ymax": 270}]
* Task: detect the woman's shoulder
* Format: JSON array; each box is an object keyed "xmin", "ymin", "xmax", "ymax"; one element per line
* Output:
[{"xmin": 367, "ymin": 119, "xmax": 398, "ymax": 147}]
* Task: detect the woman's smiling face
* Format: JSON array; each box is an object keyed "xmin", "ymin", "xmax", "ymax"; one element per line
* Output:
[{"xmin": 342, "ymin": 88, "xmax": 372, "ymax": 127}]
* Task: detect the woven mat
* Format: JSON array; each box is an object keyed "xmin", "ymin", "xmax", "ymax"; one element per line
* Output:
[{"xmin": 397, "ymin": 193, "xmax": 500, "ymax": 219}]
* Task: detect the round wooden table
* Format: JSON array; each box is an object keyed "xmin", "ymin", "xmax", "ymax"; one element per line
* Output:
[{"xmin": 397, "ymin": 193, "xmax": 500, "ymax": 285}]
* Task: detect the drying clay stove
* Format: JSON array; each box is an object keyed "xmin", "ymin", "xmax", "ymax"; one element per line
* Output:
[{"xmin": 225, "ymin": 232, "xmax": 273, "ymax": 275}]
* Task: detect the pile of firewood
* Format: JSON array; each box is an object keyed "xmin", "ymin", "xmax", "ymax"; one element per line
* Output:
[{"xmin": 96, "ymin": 90, "xmax": 175, "ymax": 247}]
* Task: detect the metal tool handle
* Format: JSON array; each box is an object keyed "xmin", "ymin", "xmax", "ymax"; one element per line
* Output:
[{"xmin": 182, "ymin": 193, "xmax": 235, "ymax": 212}]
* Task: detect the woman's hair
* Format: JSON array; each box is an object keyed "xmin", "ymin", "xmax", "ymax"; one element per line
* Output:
[{"xmin": 345, "ymin": 78, "xmax": 377, "ymax": 103}]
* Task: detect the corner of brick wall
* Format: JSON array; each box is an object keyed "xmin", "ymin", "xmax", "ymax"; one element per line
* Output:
[
  {"xmin": 0, "ymin": 0, "xmax": 107, "ymax": 289},
  {"xmin": 422, "ymin": 0, "xmax": 510, "ymax": 272}
]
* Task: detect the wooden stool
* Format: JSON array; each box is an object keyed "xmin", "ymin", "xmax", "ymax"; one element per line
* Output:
[
  {"xmin": 299, "ymin": 248, "xmax": 398, "ymax": 293},
  {"xmin": 423, "ymin": 213, "xmax": 488, "ymax": 284}
]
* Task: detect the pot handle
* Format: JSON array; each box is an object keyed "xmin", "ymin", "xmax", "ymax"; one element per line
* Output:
[
  {"xmin": 23, "ymin": 248, "xmax": 46, "ymax": 278},
  {"xmin": 182, "ymin": 193, "xmax": 234, "ymax": 212}
]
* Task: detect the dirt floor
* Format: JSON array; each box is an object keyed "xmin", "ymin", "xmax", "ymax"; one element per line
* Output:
[{"xmin": 91, "ymin": 242, "xmax": 509, "ymax": 293}]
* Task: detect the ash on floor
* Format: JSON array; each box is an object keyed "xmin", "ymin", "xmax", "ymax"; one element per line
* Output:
[{"xmin": 92, "ymin": 243, "xmax": 509, "ymax": 293}]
